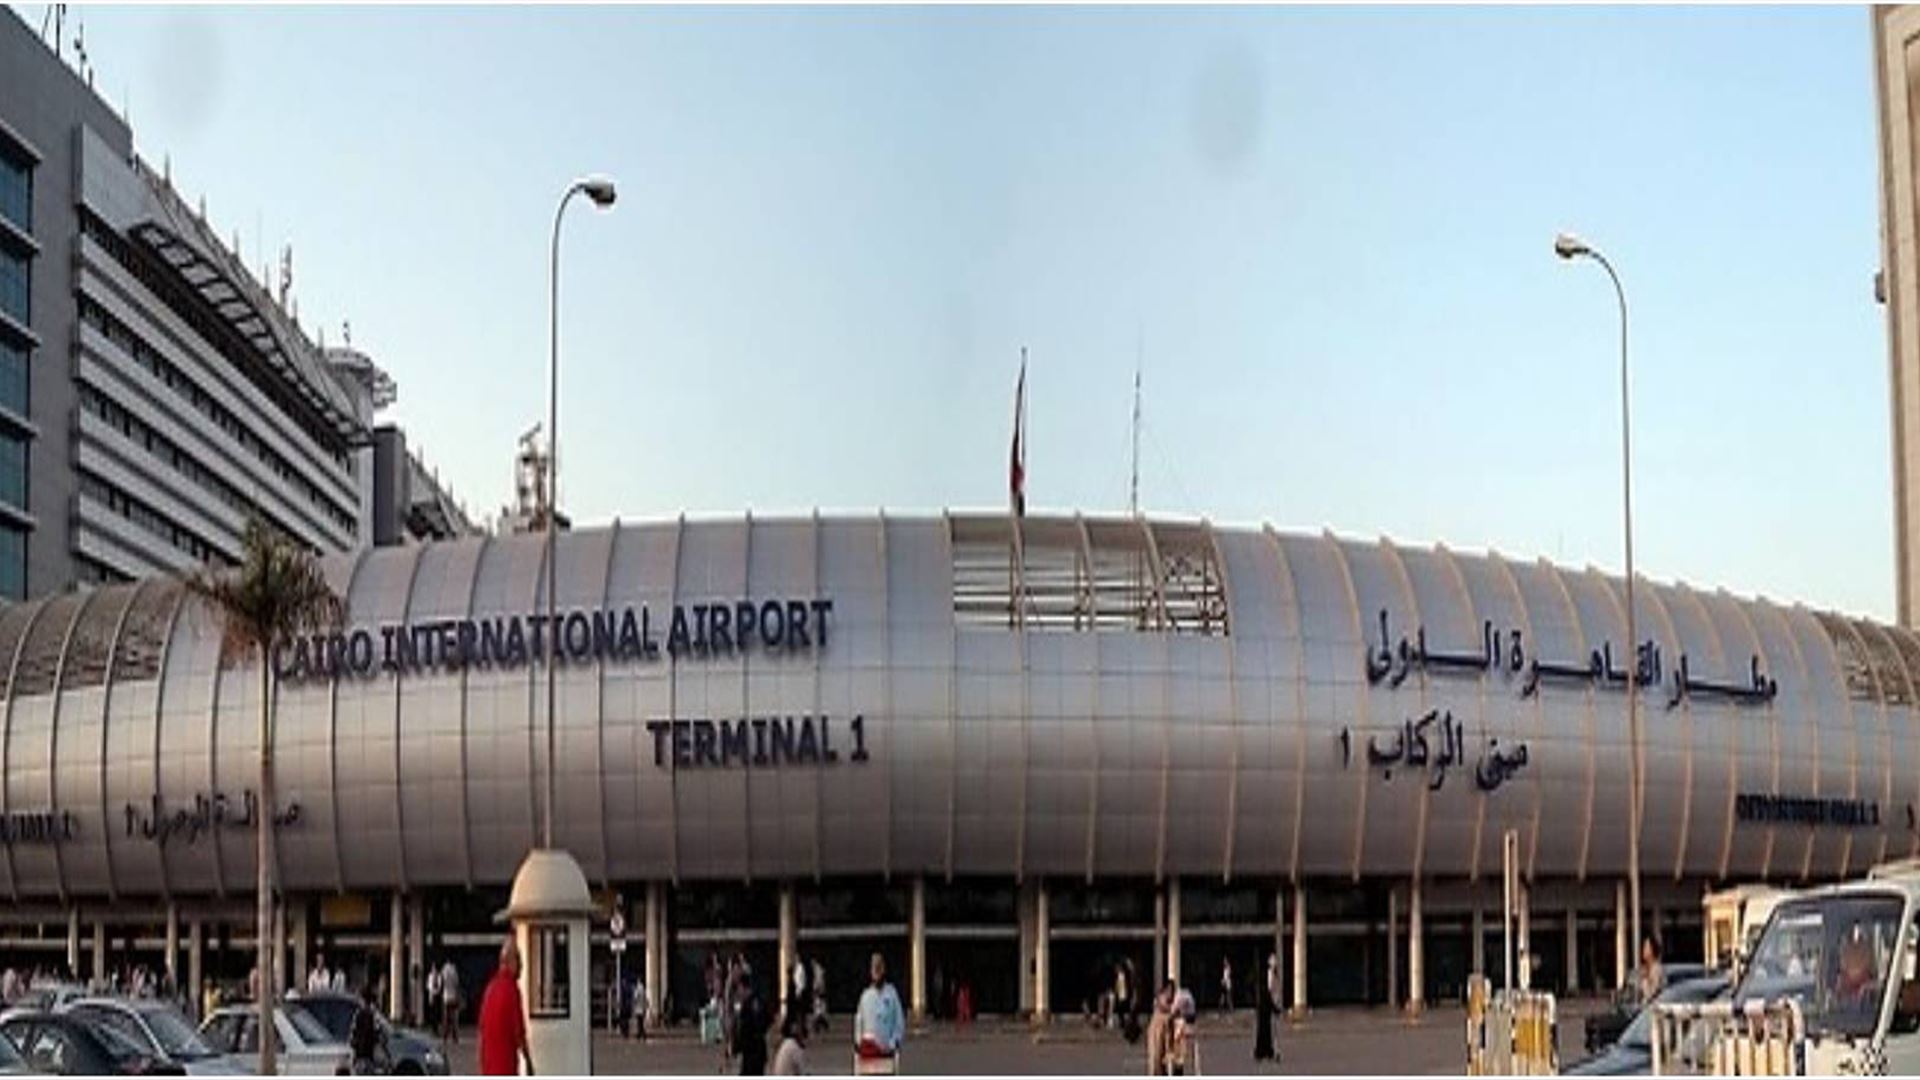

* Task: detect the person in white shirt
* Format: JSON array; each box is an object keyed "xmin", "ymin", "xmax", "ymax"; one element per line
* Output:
[
  {"xmin": 308, "ymin": 955, "xmax": 333, "ymax": 995},
  {"xmin": 772, "ymin": 1013, "xmax": 808, "ymax": 1075},
  {"xmin": 854, "ymin": 953, "xmax": 904, "ymax": 1058}
]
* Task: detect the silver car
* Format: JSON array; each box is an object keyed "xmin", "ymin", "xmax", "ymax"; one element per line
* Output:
[
  {"xmin": 199, "ymin": 1004, "xmax": 349, "ymax": 1076},
  {"xmin": 57, "ymin": 998, "xmax": 245, "ymax": 1075}
]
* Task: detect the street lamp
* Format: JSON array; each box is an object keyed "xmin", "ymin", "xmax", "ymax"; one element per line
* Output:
[
  {"xmin": 545, "ymin": 175, "xmax": 617, "ymax": 848},
  {"xmin": 1554, "ymin": 230, "xmax": 1642, "ymax": 985}
]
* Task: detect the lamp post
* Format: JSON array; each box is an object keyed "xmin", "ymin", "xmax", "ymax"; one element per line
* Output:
[
  {"xmin": 1554, "ymin": 230, "xmax": 1641, "ymax": 982},
  {"xmin": 545, "ymin": 176, "xmax": 617, "ymax": 848}
]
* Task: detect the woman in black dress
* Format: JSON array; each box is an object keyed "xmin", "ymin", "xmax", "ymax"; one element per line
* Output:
[{"xmin": 1253, "ymin": 954, "xmax": 1276, "ymax": 1064}]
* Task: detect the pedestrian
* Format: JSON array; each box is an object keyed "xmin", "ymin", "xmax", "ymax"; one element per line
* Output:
[
  {"xmin": 854, "ymin": 953, "xmax": 904, "ymax": 1066},
  {"xmin": 631, "ymin": 971, "xmax": 647, "ymax": 1040},
  {"xmin": 426, "ymin": 964, "xmax": 442, "ymax": 1022},
  {"xmin": 1116, "ymin": 961, "xmax": 1138, "ymax": 1043},
  {"xmin": 810, "ymin": 958, "xmax": 828, "ymax": 1034},
  {"xmin": 439, "ymin": 958, "xmax": 461, "ymax": 1045},
  {"xmin": 1219, "ymin": 956, "xmax": 1233, "ymax": 1012},
  {"xmin": 349, "ymin": 983, "xmax": 386, "ymax": 1076},
  {"xmin": 1253, "ymin": 955, "xmax": 1275, "ymax": 1063},
  {"xmin": 791, "ymin": 954, "xmax": 809, "ymax": 1011},
  {"xmin": 309, "ymin": 953, "xmax": 333, "ymax": 995},
  {"xmin": 478, "ymin": 939, "xmax": 535, "ymax": 1076},
  {"xmin": 1145, "ymin": 980, "xmax": 1175, "ymax": 1076},
  {"xmin": 734, "ymin": 969, "xmax": 771, "ymax": 1076},
  {"xmin": 720, "ymin": 956, "xmax": 742, "ymax": 1067},
  {"xmin": 772, "ymin": 1012, "xmax": 808, "ymax": 1076},
  {"xmin": 1637, "ymin": 936, "xmax": 1666, "ymax": 1003}
]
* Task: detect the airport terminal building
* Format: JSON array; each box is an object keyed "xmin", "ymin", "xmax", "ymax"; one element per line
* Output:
[{"xmin": 0, "ymin": 510, "xmax": 1912, "ymax": 1023}]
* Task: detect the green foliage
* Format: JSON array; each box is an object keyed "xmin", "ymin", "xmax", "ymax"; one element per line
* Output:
[{"xmin": 183, "ymin": 517, "xmax": 343, "ymax": 667}]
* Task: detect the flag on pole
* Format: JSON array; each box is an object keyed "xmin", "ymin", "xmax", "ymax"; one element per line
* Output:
[{"xmin": 1010, "ymin": 349, "xmax": 1027, "ymax": 518}]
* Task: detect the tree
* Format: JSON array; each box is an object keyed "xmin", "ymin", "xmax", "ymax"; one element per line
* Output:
[{"xmin": 185, "ymin": 519, "xmax": 341, "ymax": 1077}]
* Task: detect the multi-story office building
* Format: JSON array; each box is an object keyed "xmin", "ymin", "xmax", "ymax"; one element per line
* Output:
[{"xmin": 0, "ymin": 10, "xmax": 472, "ymax": 597}]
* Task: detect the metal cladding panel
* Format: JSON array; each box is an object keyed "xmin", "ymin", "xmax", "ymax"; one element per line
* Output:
[
  {"xmin": 1337, "ymin": 538, "xmax": 1423, "ymax": 879},
  {"xmin": 464, "ymin": 533, "xmax": 545, "ymax": 884},
  {"xmin": 1497, "ymin": 562, "xmax": 1574, "ymax": 879},
  {"xmin": 816, "ymin": 518, "xmax": 889, "ymax": 879},
  {"xmin": 953, "ymin": 630, "xmax": 1021, "ymax": 874},
  {"xmin": 603, "ymin": 521, "xmax": 681, "ymax": 883},
  {"xmin": 671, "ymin": 519, "xmax": 750, "ymax": 881},
  {"xmin": 277, "ymin": 550, "xmax": 364, "ymax": 894},
  {"xmin": 1445, "ymin": 553, "xmax": 1531, "ymax": 881},
  {"xmin": 884, "ymin": 518, "xmax": 952, "ymax": 878},
  {"xmin": 397, "ymin": 537, "xmax": 487, "ymax": 888},
  {"xmin": 1025, "ymin": 630, "xmax": 1097, "ymax": 877},
  {"xmin": 333, "ymin": 545, "xmax": 416, "ymax": 888},
  {"xmin": 210, "ymin": 610, "xmax": 263, "ymax": 895},
  {"xmin": 1659, "ymin": 585, "xmax": 1731, "ymax": 881},
  {"xmin": 155, "ymin": 596, "xmax": 222, "ymax": 895},
  {"xmin": 1394, "ymin": 546, "xmax": 1491, "ymax": 879},
  {"xmin": 1274, "ymin": 534, "xmax": 1361, "ymax": 879},
  {"xmin": 1216, "ymin": 531, "xmax": 1295, "ymax": 880},
  {"xmin": 1790, "ymin": 609, "xmax": 1857, "ymax": 880},
  {"xmin": 1561, "ymin": 571, "xmax": 1633, "ymax": 882},
  {"xmin": 1696, "ymin": 590, "xmax": 1776, "ymax": 879},
  {"xmin": 538, "ymin": 527, "xmax": 619, "ymax": 883},
  {"xmin": 745, "ymin": 518, "xmax": 815, "ymax": 881},
  {"xmin": 104, "ymin": 587, "xmax": 172, "ymax": 897},
  {"xmin": 1162, "ymin": 634, "xmax": 1232, "ymax": 879},
  {"xmin": 1746, "ymin": 601, "xmax": 1810, "ymax": 879}
]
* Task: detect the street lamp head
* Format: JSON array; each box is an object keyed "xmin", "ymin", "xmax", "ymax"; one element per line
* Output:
[
  {"xmin": 1554, "ymin": 231, "xmax": 1591, "ymax": 261},
  {"xmin": 580, "ymin": 176, "xmax": 618, "ymax": 209}
]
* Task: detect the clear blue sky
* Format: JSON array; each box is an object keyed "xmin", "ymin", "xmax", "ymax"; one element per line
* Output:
[{"xmin": 21, "ymin": 5, "xmax": 1896, "ymax": 618}]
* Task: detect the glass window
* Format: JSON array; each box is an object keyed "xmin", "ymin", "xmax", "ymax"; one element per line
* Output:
[
  {"xmin": 1736, "ymin": 893, "xmax": 1906, "ymax": 1039},
  {"xmin": 0, "ymin": 526, "xmax": 25, "ymax": 601},
  {"xmin": 0, "ymin": 249, "xmax": 24, "ymax": 326},
  {"xmin": 527, "ymin": 924, "xmax": 572, "ymax": 1018},
  {"xmin": 0, "ymin": 337, "xmax": 26, "ymax": 417},
  {"xmin": 0, "ymin": 434, "xmax": 25, "ymax": 512},
  {"xmin": 0, "ymin": 155, "xmax": 27, "ymax": 236}
]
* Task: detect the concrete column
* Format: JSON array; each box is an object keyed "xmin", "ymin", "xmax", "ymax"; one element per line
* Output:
[
  {"xmin": 1034, "ymin": 879, "xmax": 1051, "ymax": 1023},
  {"xmin": 388, "ymin": 893, "xmax": 404, "ymax": 1018},
  {"xmin": 1152, "ymin": 889, "xmax": 1166, "ymax": 991},
  {"xmin": 91, "ymin": 919, "xmax": 106, "ymax": 985},
  {"xmin": 188, "ymin": 922, "xmax": 204, "ymax": 1019},
  {"xmin": 777, "ymin": 882, "xmax": 797, "ymax": 1013},
  {"xmin": 275, "ymin": 901, "xmax": 288, "ymax": 1001},
  {"xmin": 1472, "ymin": 901, "xmax": 1486, "ymax": 977},
  {"xmin": 292, "ymin": 906, "xmax": 310, "ymax": 994},
  {"xmin": 1565, "ymin": 907, "xmax": 1580, "ymax": 995},
  {"xmin": 1290, "ymin": 883, "xmax": 1307, "ymax": 1018},
  {"xmin": 643, "ymin": 883, "xmax": 665, "ymax": 1023},
  {"xmin": 1408, "ymin": 878, "xmax": 1425, "ymax": 1015},
  {"xmin": 1387, "ymin": 885, "xmax": 1400, "ymax": 1009},
  {"xmin": 65, "ymin": 910, "xmax": 79, "ymax": 979},
  {"xmin": 1615, "ymin": 881, "xmax": 1629, "ymax": 990},
  {"xmin": 909, "ymin": 877, "xmax": 927, "ymax": 1022},
  {"xmin": 1165, "ymin": 878, "xmax": 1182, "ymax": 991},
  {"xmin": 409, "ymin": 892, "xmax": 426, "ymax": 1026},
  {"xmin": 1018, "ymin": 882, "xmax": 1037, "ymax": 1015},
  {"xmin": 164, "ymin": 904, "xmax": 180, "ymax": 987},
  {"xmin": 1274, "ymin": 887, "xmax": 1287, "ymax": 1006}
]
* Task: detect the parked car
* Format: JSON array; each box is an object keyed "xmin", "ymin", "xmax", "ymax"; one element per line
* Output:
[
  {"xmin": 58, "ymin": 998, "xmax": 244, "ymax": 1075},
  {"xmin": 1566, "ymin": 972, "xmax": 1731, "ymax": 1076},
  {"xmin": 199, "ymin": 1004, "xmax": 350, "ymax": 1076},
  {"xmin": 0, "ymin": 1010, "xmax": 185, "ymax": 1075},
  {"xmin": 284, "ymin": 992, "xmax": 448, "ymax": 1075},
  {"xmin": 1582, "ymin": 962, "xmax": 1710, "ymax": 1052},
  {"xmin": 0, "ymin": 1021, "xmax": 31, "ymax": 1076}
]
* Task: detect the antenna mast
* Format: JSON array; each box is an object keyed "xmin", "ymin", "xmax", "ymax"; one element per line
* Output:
[{"xmin": 1130, "ymin": 337, "xmax": 1142, "ymax": 516}]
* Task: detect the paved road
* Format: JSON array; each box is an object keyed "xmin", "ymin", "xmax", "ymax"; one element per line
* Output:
[{"xmin": 444, "ymin": 1001, "xmax": 1602, "ymax": 1075}]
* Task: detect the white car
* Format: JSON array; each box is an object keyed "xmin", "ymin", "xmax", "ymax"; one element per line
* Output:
[
  {"xmin": 57, "ymin": 997, "xmax": 245, "ymax": 1075},
  {"xmin": 199, "ymin": 1004, "xmax": 350, "ymax": 1076}
]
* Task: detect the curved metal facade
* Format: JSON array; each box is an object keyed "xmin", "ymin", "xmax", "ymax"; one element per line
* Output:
[{"xmin": 0, "ymin": 511, "xmax": 1914, "ymax": 901}]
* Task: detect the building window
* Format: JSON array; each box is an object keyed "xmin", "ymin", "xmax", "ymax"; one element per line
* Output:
[
  {"xmin": 0, "ymin": 153, "xmax": 27, "ymax": 237},
  {"xmin": 0, "ymin": 249, "xmax": 26, "ymax": 326},
  {"xmin": 0, "ymin": 337, "xmax": 26, "ymax": 418},
  {"xmin": 0, "ymin": 433, "xmax": 25, "ymax": 512},
  {"xmin": 0, "ymin": 525, "xmax": 24, "ymax": 600}
]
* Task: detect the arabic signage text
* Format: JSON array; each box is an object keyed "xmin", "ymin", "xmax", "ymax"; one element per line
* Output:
[
  {"xmin": 124, "ymin": 790, "xmax": 303, "ymax": 848},
  {"xmin": 275, "ymin": 598, "xmax": 834, "ymax": 684},
  {"xmin": 1337, "ymin": 709, "xmax": 1530, "ymax": 793},
  {"xmin": 1364, "ymin": 610, "xmax": 1778, "ymax": 707}
]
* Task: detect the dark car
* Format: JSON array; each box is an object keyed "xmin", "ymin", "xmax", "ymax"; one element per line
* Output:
[
  {"xmin": 284, "ymin": 993, "xmax": 448, "ymax": 1076},
  {"xmin": 0, "ymin": 1010, "xmax": 186, "ymax": 1075},
  {"xmin": 1566, "ymin": 973, "xmax": 1730, "ymax": 1076},
  {"xmin": 1583, "ymin": 962, "xmax": 1710, "ymax": 1052}
]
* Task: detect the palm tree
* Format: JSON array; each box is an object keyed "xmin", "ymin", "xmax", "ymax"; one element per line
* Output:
[{"xmin": 185, "ymin": 518, "xmax": 342, "ymax": 1077}]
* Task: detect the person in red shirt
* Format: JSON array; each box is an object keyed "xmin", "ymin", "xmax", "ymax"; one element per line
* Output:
[{"xmin": 479, "ymin": 939, "xmax": 535, "ymax": 1076}]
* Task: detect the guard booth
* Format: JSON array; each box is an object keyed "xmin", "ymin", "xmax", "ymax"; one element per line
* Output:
[{"xmin": 503, "ymin": 851, "xmax": 595, "ymax": 1076}]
